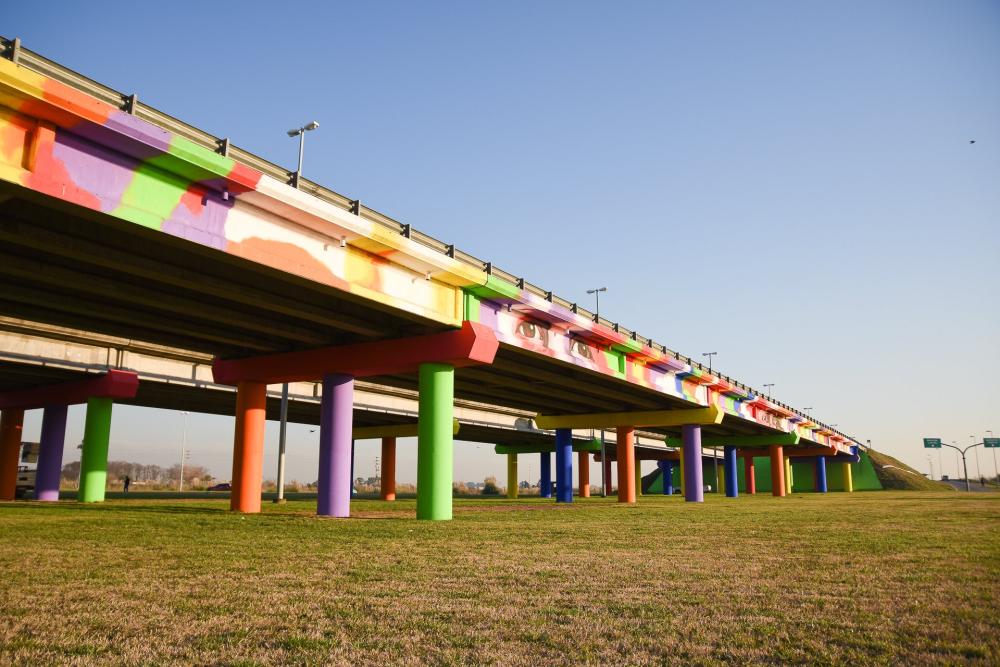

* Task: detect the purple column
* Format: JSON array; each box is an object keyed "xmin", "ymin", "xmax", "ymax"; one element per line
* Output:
[
  {"xmin": 555, "ymin": 428, "xmax": 573, "ymax": 503},
  {"xmin": 317, "ymin": 374, "xmax": 354, "ymax": 517},
  {"xmin": 682, "ymin": 424, "xmax": 704, "ymax": 503},
  {"xmin": 35, "ymin": 405, "xmax": 68, "ymax": 501},
  {"xmin": 539, "ymin": 452, "xmax": 552, "ymax": 498}
]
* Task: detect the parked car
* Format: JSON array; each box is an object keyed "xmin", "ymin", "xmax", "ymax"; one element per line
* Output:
[{"xmin": 207, "ymin": 482, "xmax": 231, "ymax": 492}]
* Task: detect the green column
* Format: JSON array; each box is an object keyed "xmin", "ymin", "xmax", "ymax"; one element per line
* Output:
[
  {"xmin": 78, "ymin": 397, "xmax": 113, "ymax": 503},
  {"xmin": 417, "ymin": 363, "xmax": 454, "ymax": 520}
]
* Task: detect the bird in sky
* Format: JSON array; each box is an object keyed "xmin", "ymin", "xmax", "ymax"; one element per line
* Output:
[{"xmin": 970, "ymin": 140, "xmax": 976, "ymax": 144}]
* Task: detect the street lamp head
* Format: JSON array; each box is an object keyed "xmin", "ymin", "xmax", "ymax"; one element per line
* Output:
[
  {"xmin": 287, "ymin": 121, "xmax": 320, "ymax": 137},
  {"xmin": 304, "ymin": 121, "xmax": 319, "ymax": 131},
  {"xmin": 287, "ymin": 128, "xmax": 301, "ymax": 137},
  {"xmin": 587, "ymin": 287, "xmax": 607, "ymax": 294}
]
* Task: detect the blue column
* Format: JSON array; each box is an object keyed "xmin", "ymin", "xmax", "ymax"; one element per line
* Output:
[
  {"xmin": 539, "ymin": 452, "xmax": 552, "ymax": 498},
  {"xmin": 682, "ymin": 424, "xmax": 704, "ymax": 503},
  {"xmin": 815, "ymin": 456, "xmax": 828, "ymax": 493},
  {"xmin": 658, "ymin": 460, "xmax": 674, "ymax": 495},
  {"xmin": 723, "ymin": 445, "xmax": 738, "ymax": 498},
  {"xmin": 35, "ymin": 405, "xmax": 68, "ymax": 501},
  {"xmin": 555, "ymin": 428, "xmax": 573, "ymax": 503}
]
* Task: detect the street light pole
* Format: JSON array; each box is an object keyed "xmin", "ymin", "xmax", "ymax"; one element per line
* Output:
[
  {"xmin": 989, "ymin": 430, "xmax": 997, "ymax": 486},
  {"xmin": 763, "ymin": 383, "xmax": 774, "ymax": 396},
  {"xmin": 971, "ymin": 435, "xmax": 982, "ymax": 484},
  {"xmin": 587, "ymin": 287, "xmax": 608, "ymax": 497},
  {"xmin": 179, "ymin": 411, "xmax": 189, "ymax": 492},
  {"xmin": 702, "ymin": 352, "xmax": 718, "ymax": 492}
]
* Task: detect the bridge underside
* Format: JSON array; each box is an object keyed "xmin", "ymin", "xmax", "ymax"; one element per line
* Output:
[{"xmin": 0, "ymin": 182, "xmax": 779, "ymax": 442}]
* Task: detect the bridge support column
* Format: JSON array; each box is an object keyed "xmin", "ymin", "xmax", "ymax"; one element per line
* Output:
[
  {"xmin": 682, "ymin": 424, "xmax": 703, "ymax": 503},
  {"xmin": 769, "ymin": 445, "xmax": 785, "ymax": 497},
  {"xmin": 35, "ymin": 404, "xmax": 68, "ymax": 502},
  {"xmin": 842, "ymin": 462, "xmax": 853, "ymax": 492},
  {"xmin": 380, "ymin": 436, "xmax": 396, "ymax": 501},
  {"xmin": 658, "ymin": 460, "xmax": 674, "ymax": 495},
  {"xmin": 744, "ymin": 454, "xmax": 756, "ymax": 495},
  {"xmin": 724, "ymin": 445, "xmax": 738, "ymax": 498},
  {"xmin": 539, "ymin": 452, "xmax": 552, "ymax": 498},
  {"xmin": 815, "ymin": 456, "xmax": 828, "ymax": 493},
  {"xmin": 318, "ymin": 374, "xmax": 354, "ymax": 517},
  {"xmin": 416, "ymin": 362, "xmax": 454, "ymax": 520},
  {"xmin": 678, "ymin": 446, "xmax": 686, "ymax": 495},
  {"xmin": 785, "ymin": 456, "xmax": 793, "ymax": 495},
  {"xmin": 78, "ymin": 397, "xmax": 113, "ymax": 503},
  {"xmin": 507, "ymin": 453, "xmax": 518, "ymax": 499},
  {"xmin": 616, "ymin": 427, "xmax": 636, "ymax": 503},
  {"xmin": 0, "ymin": 409, "xmax": 24, "ymax": 501},
  {"xmin": 635, "ymin": 460, "xmax": 643, "ymax": 497},
  {"xmin": 578, "ymin": 451, "xmax": 590, "ymax": 497},
  {"xmin": 603, "ymin": 454, "xmax": 612, "ymax": 495},
  {"xmin": 230, "ymin": 382, "xmax": 267, "ymax": 513},
  {"xmin": 555, "ymin": 428, "xmax": 573, "ymax": 503}
]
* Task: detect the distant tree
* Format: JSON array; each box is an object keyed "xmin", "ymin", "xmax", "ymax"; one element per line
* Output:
[{"xmin": 482, "ymin": 476, "xmax": 500, "ymax": 495}]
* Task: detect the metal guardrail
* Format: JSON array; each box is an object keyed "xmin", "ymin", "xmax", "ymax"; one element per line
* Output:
[{"xmin": 0, "ymin": 35, "xmax": 857, "ymax": 445}]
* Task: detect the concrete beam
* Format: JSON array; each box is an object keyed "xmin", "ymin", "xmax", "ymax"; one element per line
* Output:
[
  {"xmin": 213, "ymin": 321, "xmax": 498, "ymax": 384},
  {"xmin": 534, "ymin": 405, "xmax": 722, "ymax": 430},
  {"xmin": 494, "ymin": 438, "xmax": 601, "ymax": 455},
  {"xmin": 664, "ymin": 432, "xmax": 800, "ymax": 448},
  {"xmin": 0, "ymin": 370, "xmax": 139, "ymax": 410},
  {"xmin": 353, "ymin": 420, "xmax": 460, "ymax": 440}
]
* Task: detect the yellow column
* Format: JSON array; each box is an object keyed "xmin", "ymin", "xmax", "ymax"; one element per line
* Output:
[
  {"xmin": 635, "ymin": 461, "xmax": 643, "ymax": 497},
  {"xmin": 718, "ymin": 464, "xmax": 726, "ymax": 495},
  {"xmin": 784, "ymin": 457, "xmax": 792, "ymax": 495},
  {"xmin": 507, "ymin": 453, "xmax": 518, "ymax": 499},
  {"xmin": 842, "ymin": 462, "xmax": 853, "ymax": 492}
]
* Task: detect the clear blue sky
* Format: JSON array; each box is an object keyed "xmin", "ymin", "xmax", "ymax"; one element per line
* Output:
[{"xmin": 5, "ymin": 1, "xmax": 999, "ymax": 483}]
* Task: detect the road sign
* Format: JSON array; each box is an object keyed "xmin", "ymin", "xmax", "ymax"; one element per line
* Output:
[
  {"xmin": 923, "ymin": 438, "xmax": 942, "ymax": 448},
  {"xmin": 985, "ymin": 438, "xmax": 1000, "ymax": 449}
]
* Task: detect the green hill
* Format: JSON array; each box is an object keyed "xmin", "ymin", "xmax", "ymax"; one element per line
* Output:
[{"xmin": 866, "ymin": 449, "xmax": 954, "ymax": 491}]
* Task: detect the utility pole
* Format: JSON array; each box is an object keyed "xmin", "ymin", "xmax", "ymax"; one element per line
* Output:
[
  {"xmin": 587, "ymin": 286, "xmax": 608, "ymax": 497},
  {"xmin": 703, "ymin": 352, "xmax": 718, "ymax": 492},
  {"xmin": 179, "ymin": 411, "xmax": 189, "ymax": 492}
]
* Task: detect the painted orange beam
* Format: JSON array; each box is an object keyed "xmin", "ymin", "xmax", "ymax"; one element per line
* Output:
[
  {"xmin": 578, "ymin": 450, "xmax": 590, "ymax": 497},
  {"xmin": 744, "ymin": 455, "xmax": 756, "ymax": 495},
  {"xmin": 0, "ymin": 370, "xmax": 139, "ymax": 410},
  {"xmin": 213, "ymin": 321, "xmax": 498, "ymax": 385},
  {"xmin": 770, "ymin": 445, "xmax": 785, "ymax": 498},
  {"xmin": 738, "ymin": 446, "xmax": 837, "ymax": 458},
  {"xmin": 0, "ymin": 409, "xmax": 25, "ymax": 501},
  {"xmin": 381, "ymin": 437, "xmax": 396, "ymax": 501},
  {"xmin": 616, "ymin": 427, "xmax": 636, "ymax": 504}
]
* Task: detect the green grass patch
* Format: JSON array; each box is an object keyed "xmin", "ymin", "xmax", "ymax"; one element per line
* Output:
[{"xmin": 0, "ymin": 492, "xmax": 997, "ymax": 665}]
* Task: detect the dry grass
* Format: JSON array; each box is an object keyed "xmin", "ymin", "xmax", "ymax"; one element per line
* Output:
[{"xmin": 1, "ymin": 492, "xmax": 997, "ymax": 666}]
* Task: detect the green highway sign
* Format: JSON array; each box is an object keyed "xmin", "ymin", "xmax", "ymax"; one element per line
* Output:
[
  {"xmin": 985, "ymin": 438, "xmax": 1000, "ymax": 449},
  {"xmin": 923, "ymin": 438, "xmax": 942, "ymax": 449}
]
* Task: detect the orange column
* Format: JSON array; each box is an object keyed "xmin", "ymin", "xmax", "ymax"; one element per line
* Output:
[
  {"xmin": 230, "ymin": 382, "xmax": 267, "ymax": 513},
  {"xmin": 381, "ymin": 436, "xmax": 396, "ymax": 500},
  {"xmin": 578, "ymin": 450, "xmax": 590, "ymax": 497},
  {"xmin": 0, "ymin": 410, "xmax": 25, "ymax": 501},
  {"xmin": 616, "ymin": 427, "xmax": 636, "ymax": 504},
  {"xmin": 769, "ymin": 445, "xmax": 785, "ymax": 497},
  {"xmin": 744, "ymin": 453, "xmax": 756, "ymax": 495}
]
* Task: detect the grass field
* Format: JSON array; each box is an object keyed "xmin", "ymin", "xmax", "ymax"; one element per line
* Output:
[{"xmin": 1, "ymin": 492, "xmax": 998, "ymax": 666}]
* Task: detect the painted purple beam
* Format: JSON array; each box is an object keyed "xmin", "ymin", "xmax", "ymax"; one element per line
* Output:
[
  {"xmin": 0, "ymin": 370, "xmax": 139, "ymax": 411},
  {"xmin": 723, "ymin": 445, "xmax": 738, "ymax": 498},
  {"xmin": 317, "ymin": 374, "xmax": 354, "ymax": 518},
  {"xmin": 682, "ymin": 424, "xmax": 704, "ymax": 503},
  {"xmin": 34, "ymin": 405, "xmax": 68, "ymax": 501}
]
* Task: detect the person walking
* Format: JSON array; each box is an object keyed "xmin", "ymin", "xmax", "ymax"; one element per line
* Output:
[{"xmin": 123, "ymin": 475, "xmax": 131, "ymax": 493}]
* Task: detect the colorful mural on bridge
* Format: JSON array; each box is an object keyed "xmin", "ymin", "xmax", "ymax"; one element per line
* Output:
[{"xmin": 0, "ymin": 56, "xmax": 854, "ymax": 452}]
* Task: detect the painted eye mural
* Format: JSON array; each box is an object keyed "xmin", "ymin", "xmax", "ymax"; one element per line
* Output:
[
  {"xmin": 567, "ymin": 337, "xmax": 594, "ymax": 362},
  {"xmin": 514, "ymin": 319, "xmax": 550, "ymax": 348}
]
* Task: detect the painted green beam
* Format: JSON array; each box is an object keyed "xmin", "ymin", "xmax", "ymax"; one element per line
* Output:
[
  {"xmin": 534, "ymin": 405, "xmax": 723, "ymax": 430},
  {"xmin": 353, "ymin": 419, "xmax": 459, "ymax": 440},
  {"xmin": 494, "ymin": 438, "xmax": 602, "ymax": 455},
  {"xmin": 663, "ymin": 432, "xmax": 800, "ymax": 448}
]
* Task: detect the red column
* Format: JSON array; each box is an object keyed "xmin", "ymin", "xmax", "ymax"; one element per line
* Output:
[
  {"xmin": 231, "ymin": 382, "xmax": 267, "ymax": 513},
  {"xmin": 381, "ymin": 436, "xmax": 396, "ymax": 501},
  {"xmin": 0, "ymin": 410, "xmax": 25, "ymax": 501},
  {"xmin": 616, "ymin": 427, "xmax": 636, "ymax": 504},
  {"xmin": 769, "ymin": 445, "xmax": 785, "ymax": 497},
  {"xmin": 744, "ymin": 453, "xmax": 756, "ymax": 495},
  {"xmin": 603, "ymin": 453, "xmax": 613, "ymax": 493},
  {"xmin": 578, "ymin": 451, "xmax": 590, "ymax": 497}
]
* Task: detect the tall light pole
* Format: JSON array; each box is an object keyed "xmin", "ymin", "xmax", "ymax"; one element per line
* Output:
[
  {"xmin": 763, "ymin": 383, "xmax": 774, "ymax": 396},
  {"xmin": 702, "ymin": 352, "xmax": 718, "ymax": 492},
  {"xmin": 587, "ymin": 287, "xmax": 608, "ymax": 497},
  {"xmin": 989, "ymin": 430, "xmax": 997, "ymax": 485},
  {"xmin": 971, "ymin": 435, "xmax": 981, "ymax": 483},
  {"xmin": 179, "ymin": 411, "xmax": 189, "ymax": 492},
  {"xmin": 287, "ymin": 120, "xmax": 319, "ymax": 189},
  {"xmin": 272, "ymin": 121, "xmax": 319, "ymax": 502}
]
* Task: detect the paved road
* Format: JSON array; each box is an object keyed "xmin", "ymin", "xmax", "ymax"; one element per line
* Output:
[{"xmin": 940, "ymin": 479, "xmax": 1000, "ymax": 492}]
